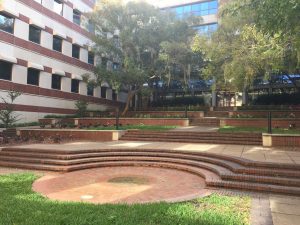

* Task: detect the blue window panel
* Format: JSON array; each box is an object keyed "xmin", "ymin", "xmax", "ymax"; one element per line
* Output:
[
  {"xmin": 176, "ymin": 6, "xmax": 184, "ymax": 15},
  {"xmin": 201, "ymin": 10, "xmax": 209, "ymax": 16},
  {"xmin": 208, "ymin": 1, "xmax": 218, "ymax": 9},
  {"xmin": 191, "ymin": 3, "xmax": 201, "ymax": 12},
  {"xmin": 201, "ymin": 2, "xmax": 208, "ymax": 10},
  {"xmin": 183, "ymin": 5, "xmax": 191, "ymax": 13},
  {"xmin": 208, "ymin": 8, "xmax": 218, "ymax": 15}
]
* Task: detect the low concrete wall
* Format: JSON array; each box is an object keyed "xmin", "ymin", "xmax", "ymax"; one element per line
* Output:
[
  {"xmin": 220, "ymin": 118, "xmax": 300, "ymax": 129},
  {"xmin": 229, "ymin": 111, "xmax": 300, "ymax": 118},
  {"xmin": 39, "ymin": 118, "xmax": 189, "ymax": 127},
  {"xmin": 126, "ymin": 111, "xmax": 204, "ymax": 118},
  {"xmin": 19, "ymin": 129, "xmax": 126, "ymax": 142},
  {"xmin": 77, "ymin": 118, "xmax": 189, "ymax": 127},
  {"xmin": 263, "ymin": 133, "xmax": 300, "ymax": 147}
]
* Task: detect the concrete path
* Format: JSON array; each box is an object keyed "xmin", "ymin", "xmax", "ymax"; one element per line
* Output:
[
  {"xmin": 8, "ymin": 141, "xmax": 300, "ymax": 165},
  {"xmin": 171, "ymin": 126, "xmax": 219, "ymax": 132}
]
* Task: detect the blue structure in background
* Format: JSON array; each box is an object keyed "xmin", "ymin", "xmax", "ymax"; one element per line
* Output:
[{"xmin": 166, "ymin": 0, "xmax": 219, "ymax": 35}]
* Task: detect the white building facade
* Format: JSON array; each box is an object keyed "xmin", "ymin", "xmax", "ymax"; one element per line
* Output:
[{"xmin": 0, "ymin": 0, "xmax": 127, "ymax": 123}]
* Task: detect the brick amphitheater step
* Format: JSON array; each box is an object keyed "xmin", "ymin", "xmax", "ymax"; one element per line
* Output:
[
  {"xmin": 189, "ymin": 118, "xmax": 221, "ymax": 126},
  {"xmin": 0, "ymin": 147, "xmax": 299, "ymax": 195},
  {"xmin": 120, "ymin": 131, "xmax": 262, "ymax": 145}
]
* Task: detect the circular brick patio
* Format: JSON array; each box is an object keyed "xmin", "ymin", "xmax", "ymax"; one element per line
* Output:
[{"xmin": 33, "ymin": 166, "xmax": 209, "ymax": 204}]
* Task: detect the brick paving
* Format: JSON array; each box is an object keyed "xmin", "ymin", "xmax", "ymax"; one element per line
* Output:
[
  {"xmin": 6, "ymin": 141, "xmax": 300, "ymax": 164},
  {"xmin": 32, "ymin": 166, "xmax": 209, "ymax": 204}
]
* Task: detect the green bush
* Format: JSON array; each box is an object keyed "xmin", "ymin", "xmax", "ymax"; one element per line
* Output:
[{"xmin": 252, "ymin": 93, "xmax": 300, "ymax": 105}]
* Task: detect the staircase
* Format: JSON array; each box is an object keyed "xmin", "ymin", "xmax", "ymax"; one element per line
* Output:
[
  {"xmin": 0, "ymin": 147, "xmax": 299, "ymax": 195},
  {"xmin": 120, "ymin": 130, "xmax": 262, "ymax": 145}
]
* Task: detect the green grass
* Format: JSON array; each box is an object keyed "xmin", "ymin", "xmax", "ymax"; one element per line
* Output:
[
  {"xmin": 219, "ymin": 126, "xmax": 300, "ymax": 134},
  {"xmin": 87, "ymin": 125, "xmax": 177, "ymax": 131},
  {"xmin": 0, "ymin": 173, "xmax": 251, "ymax": 225}
]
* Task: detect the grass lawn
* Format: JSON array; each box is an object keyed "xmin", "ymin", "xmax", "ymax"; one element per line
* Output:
[
  {"xmin": 0, "ymin": 173, "xmax": 251, "ymax": 225},
  {"xmin": 219, "ymin": 126, "xmax": 300, "ymax": 134},
  {"xmin": 87, "ymin": 125, "xmax": 177, "ymax": 131}
]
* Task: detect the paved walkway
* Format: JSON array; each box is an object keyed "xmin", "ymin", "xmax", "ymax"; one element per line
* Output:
[{"xmin": 8, "ymin": 141, "xmax": 300, "ymax": 164}]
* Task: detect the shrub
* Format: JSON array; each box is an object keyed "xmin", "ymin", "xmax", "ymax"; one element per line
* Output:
[{"xmin": 252, "ymin": 93, "xmax": 300, "ymax": 105}]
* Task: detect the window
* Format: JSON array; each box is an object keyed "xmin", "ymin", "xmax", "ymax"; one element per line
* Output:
[
  {"xmin": 0, "ymin": 13, "xmax": 14, "ymax": 34},
  {"xmin": 0, "ymin": 61, "xmax": 12, "ymax": 80},
  {"xmin": 27, "ymin": 68, "xmax": 40, "ymax": 86},
  {"xmin": 29, "ymin": 25, "xmax": 41, "ymax": 44},
  {"xmin": 88, "ymin": 51, "xmax": 94, "ymax": 65},
  {"xmin": 72, "ymin": 44, "xmax": 80, "ymax": 59},
  {"xmin": 34, "ymin": 0, "xmax": 42, "ymax": 4},
  {"xmin": 51, "ymin": 74, "xmax": 61, "ymax": 90},
  {"xmin": 87, "ymin": 20, "xmax": 95, "ymax": 33},
  {"xmin": 101, "ymin": 87, "xmax": 107, "ymax": 98},
  {"xmin": 171, "ymin": 1, "xmax": 218, "ymax": 18},
  {"xmin": 113, "ymin": 63, "xmax": 119, "ymax": 70},
  {"xmin": 53, "ymin": 0, "xmax": 63, "ymax": 15},
  {"xmin": 112, "ymin": 90, "xmax": 117, "ymax": 101},
  {"xmin": 87, "ymin": 86, "xmax": 94, "ymax": 96},
  {"xmin": 194, "ymin": 23, "xmax": 218, "ymax": 36},
  {"xmin": 73, "ymin": 9, "xmax": 81, "ymax": 25},
  {"xmin": 53, "ymin": 36, "xmax": 63, "ymax": 52},
  {"xmin": 71, "ymin": 79, "xmax": 80, "ymax": 93}
]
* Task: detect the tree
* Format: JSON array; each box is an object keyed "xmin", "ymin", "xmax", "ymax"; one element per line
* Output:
[
  {"xmin": 87, "ymin": 0, "xmax": 198, "ymax": 115},
  {"xmin": 193, "ymin": 0, "xmax": 300, "ymax": 94},
  {"xmin": 0, "ymin": 91, "xmax": 22, "ymax": 128},
  {"xmin": 75, "ymin": 100, "xmax": 88, "ymax": 117}
]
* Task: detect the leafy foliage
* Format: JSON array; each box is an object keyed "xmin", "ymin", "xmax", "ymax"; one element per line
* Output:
[
  {"xmin": 193, "ymin": 0, "xmax": 300, "ymax": 92},
  {"xmin": 87, "ymin": 0, "xmax": 199, "ymax": 114},
  {"xmin": 75, "ymin": 100, "xmax": 88, "ymax": 117},
  {"xmin": 0, "ymin": 91, "xmax": 21, "ymax": 128}
]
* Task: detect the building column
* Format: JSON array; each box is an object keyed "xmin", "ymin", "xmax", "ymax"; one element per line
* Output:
[
  {"xmin": 212, "ymin": 91, "xmax": 217, "ymax": 107},
  {"xmin": 242, "ymin": 88, "xmax": 248, "ymax": 105}
]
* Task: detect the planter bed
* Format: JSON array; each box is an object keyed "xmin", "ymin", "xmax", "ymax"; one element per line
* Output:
[
  {"xmin": 230, "ymin": 110, "xmax": 300, "ymax": 118},
  {"xmin": 220, "ymin": 118, "xmax": 300, "ymax": 129}
]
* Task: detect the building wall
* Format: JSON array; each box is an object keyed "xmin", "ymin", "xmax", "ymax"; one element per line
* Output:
[{"xmin": 0, "ymin": 0, "xmax": 126, "ymax": 123}]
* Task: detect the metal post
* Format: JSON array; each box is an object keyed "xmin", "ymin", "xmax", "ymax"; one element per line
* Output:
[
  {"xmin": 268, "ymin": 111, "xmax": 272, "ymax": 134},
  {"xmin": 116, "ymin": 108, "xmax": 119, "ymax": 130}
]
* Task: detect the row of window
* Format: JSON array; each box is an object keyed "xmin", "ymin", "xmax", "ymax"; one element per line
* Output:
[
  {"xmin": 34, "ymin": 0, "xmax": 94, "ymax": 32},
  {"xmin": 0, "ymin": 12, "xmax": 95, "ymax": 65},
  {"xmin": 169, "ymin": 0, "xmax": 219, "ymax": 18},
  {"xmin": 0, "ymin": 60, "xmax": 117, "ymax": 100},
  {"xmin": 194, "ymin": 23, "xmax": 218, "ymax": 35}
]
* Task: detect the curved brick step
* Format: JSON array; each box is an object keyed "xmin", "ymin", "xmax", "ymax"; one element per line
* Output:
[
  {"xmin": 126, "ymin": 131, "xmax": 261, "ymax": 137},
  {"xmin": 120, "ymin": 137, "xmax": 262, "ymax": 145},
  {"xmin": 1, "ymin": 150, "xmax": 300, "ymax": 187}
]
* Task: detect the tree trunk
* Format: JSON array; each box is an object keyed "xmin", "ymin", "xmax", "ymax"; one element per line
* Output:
[{"xmin": 121, "ymin": 89, "xmax": 138, "ymax": 116}]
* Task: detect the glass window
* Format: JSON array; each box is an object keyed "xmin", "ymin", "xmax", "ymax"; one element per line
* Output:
[
  {"xmin": 201, "ymin": 2, "xmax": 209, "ymax": 11},
  {"xmin": 51, "ymin": 74, "xmax": 61, "ymax": 90},
  {"xmin": 73, "ymin": 9, "xmax": 81, "ymax": 26},
  {"xmin": 208, "ymin": 1, "xmax": 218, "ymax": 9},
  {"xmin": 88, "ymin": 52, "xmax": 94, "ymax": 65},
  {"xmin": 87, "ymin": 86, "xmax": 94, "ymax": 96},
  {"xmin": 34, "ymin": 0, "xmax": 42, "ymax": 4},
  {"xmin": 53, "ymin": 36, "xmax": 62, "ymax": 52},
  {"xmin": 0, "ymin": 61, "xmax": 12, "ymax": 81},
  {"xmin": 87, "ymin": 20, "xmax": 95, "ymax": 33},
  {"xmin": 0, "ymin": 13, "xmax": 14, "ymax": 34},
  {"xmin": 27, "ymin": 68, "xmax": 40, "ymax": 86},
  {"xmin": 112, "ymin": 90, "xmax": 117, "ymax": 101},
  {"xmin": 53, "ymin": 0, "xmax": 63, "ymax": 15},
  {"xmin": 183, "ymin": 5, "xmax": 191, "ymax": 13},
  {"xmin": 175, "ymin": 6, "xmax": 184, "ymax": 15},
  {"xmin": 191, "ymin": 4, "xmax": 201, "ymax": 12},
  {"xmin": 29, "ymin": 25, "xmax": 41, "ymax": 44},
  {"xmin": 71, "ymin": 79, "xmax": 79, "ymax": 93},
  {"xmin": 72, "ymin": 44, "xmax": 80, "ymax": 59},
  {"xmin": 113, "ymin": 63, "xmax": 119, "ymax": 70},
  {"xmin": 101, "ymin": 87, "xmax": 107, "ymax": 98}
]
